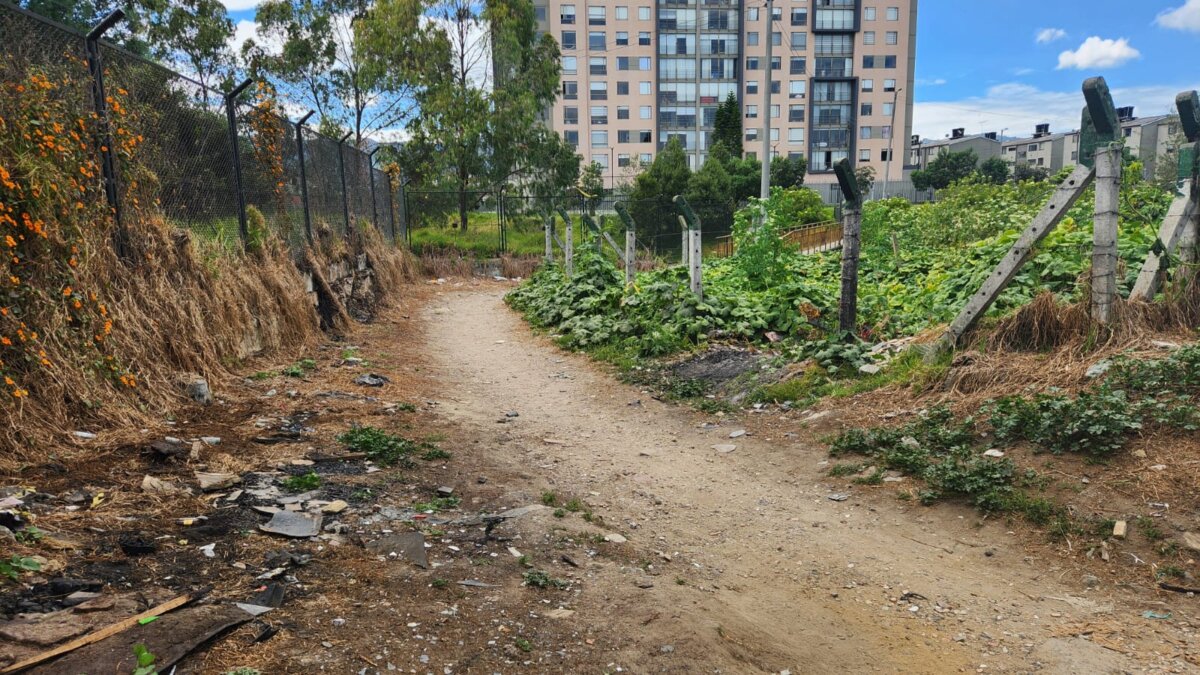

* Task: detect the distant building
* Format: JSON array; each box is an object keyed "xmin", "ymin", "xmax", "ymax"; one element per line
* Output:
[
  {"xmin": 909, "ymin": 128, "xmax": 1001, "ymax": 170},
  {"xmin": 1000, "ymin": 108, "xmax": 1181, "ymax": 179}
]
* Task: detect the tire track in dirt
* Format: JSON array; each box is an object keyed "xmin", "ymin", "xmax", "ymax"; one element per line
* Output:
[{"xmin": 418, "ymin": 286, "xmax": 1168, "ymax": 674}]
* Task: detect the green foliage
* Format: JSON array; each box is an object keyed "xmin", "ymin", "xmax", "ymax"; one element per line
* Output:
[
  {"xmin": 911, "ymin": 148, "xmax": 979, "ymax": 191},
  {"xmin": 541, "ymin": 490, "xmax": 558, "ymax": 506},
  {"xmin": 0, "ymin": 555, "xmax": 40, "ymax": 582},
  {"xmin": 132, "ymin": 644, "xmax": 157, "ymax": 675},
  {"xmin": 712, "ymin": 93, "xmax": 742, "ymax": 155},
  {"xmin": 579, "ymin": 161, "xmax": 606, "ymax": 213},
  {"xmin": 337, "ymin": 425, "xmax": 418, "ymax": 466},
  {"xmin": 771, "ymin": 155, "xmax": 808, "ymax": 189},
  {"xmin": 413, "ymin": 496, "xmax": 461, "ymax": 512},
  {"xmin": 1013, "ymin": 163, "xmax": 1051, "ymax": 183},
  {"xmin": 420, "ymin": 447, "xmax": 451, "ymax": 461},
  {"xmin": 686, "ymin": 156, "xmax": 735, "ymax": 232},
  {"xmin": 281, "ymin": 471, "xmax": 321, "ymax": 492},
  {"xmin": 522, "ymin": 569, "xmax": 568, "ymax": 589},
  {"xmin": 282, "ymin": 358, "xmax": 316, "ymax": 377},
  {"xmin": 978, "ymin": 156, "xmax": 1010, "ymax": 185},
  {"xmin": 986, "ymin": 387, "xmax": 1142, "ymax": 458}
]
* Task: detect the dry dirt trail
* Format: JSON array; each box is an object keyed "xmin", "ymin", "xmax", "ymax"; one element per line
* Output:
[{"xmin": 419, "ymin": 285, "xmax": 1193, "ymax": 674}]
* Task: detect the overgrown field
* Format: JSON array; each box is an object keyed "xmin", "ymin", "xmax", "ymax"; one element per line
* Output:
[{"xmin": 507, "ymin": 176, "xmax": 1173, "ymax": 363}]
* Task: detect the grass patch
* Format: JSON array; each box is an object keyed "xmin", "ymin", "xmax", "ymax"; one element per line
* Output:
[
  {"xmin": 282, "ymin": 358, "xmax": 317, "ymax": 378},
  {"xmin": 337, "ymin": 426, "xmax": 418, "ymax": 467},
  {"xmin": 412, "ymin": 496, "xmax": 461, "ymax": 513},
  {"xmin": 522, "ymin": 570, "xmax": 568, "ymax": 589},
  {"xmin": 281, "ymin": 471, "xmax": 321, "ymax": 492}
]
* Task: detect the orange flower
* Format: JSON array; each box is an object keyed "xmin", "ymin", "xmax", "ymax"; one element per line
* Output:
[{"xmin": 62, "ymin": 286, "xmax": 72, "ymax": 297}]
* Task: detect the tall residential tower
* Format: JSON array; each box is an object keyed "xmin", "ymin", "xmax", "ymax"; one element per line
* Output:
[{"xmin": 532, "ymin": 0, "xmax": 918, "ymax": 188}]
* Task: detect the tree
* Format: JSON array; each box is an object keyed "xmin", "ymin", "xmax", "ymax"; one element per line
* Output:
[
  {"xmin": 770, "ymin": 154, "xmax": 807, "ymax": 189},
  {"xmin": 1013, "ymin": 163, "xmax": 1050, "ymax": 183},
  {"xmin": 911, "ymin": 148, "xmax": 978, "ymax": 191},
  {"xmin": 21, "ymin": 0, "xmax": 151, "ymax": 52},
  {"xmin": 685, "ymin": 155, "xmax": 734, "ymax": 232},
  {"xmin": 727, "ymin": 155, "xmax": 762, "ymax": 203},
  {"xmin": 854, "ymin": 165, "xmax": 875, "ymax": 198},
  {"xmin": 978, "ymin": 156, "xmax": 1010, "ymax": 185},
  {"xmin": 578, "ymin": 161, "xmax": 606, "ymax": 213},
  {"xmin": 629, "ymin": 137, "xmax": 691, "ymax": 246},
  {"xmin": 146, "ymin": 0, "xmax": 235, "ymax": 97},
  {"xmin": 713, "ymin": 93, "xmax": 742, "ymax": 157}
]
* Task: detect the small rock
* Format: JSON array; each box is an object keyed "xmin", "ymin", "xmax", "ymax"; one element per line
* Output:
[
  {"xmin": 195, "ymin": 472, "xmax": 240, "ymax": 492},
  {"xmin": 1132, "ymin": 449, "xmax": 1147, "ymax": 458},
  {"xmin": 545, "ymin": 608, "xmax": 575, "ymax": 619},
  {"xmin": 660, "ymin": 645, "xmax": 675, "ymax": 654},
  {"xmin": 1150, "ymin": 340, "xmax": 1180, "ymax": 350},
  {"xmin": 332, "ymin": 617, "xmax": 346, "ymax": 627},
  {"xmin": 436, "ymin": 486, "xmax": 455, "ymax": 497},
  {"xmin": 1083, "ymin": 574, "xmax": 1100, "ymax": 589},
  {"xmin": 322, "ymin": 500, "xmax": 349, "ymax": 514},
  {"xmin": 982, "ymin": 449, "xmax": 1005, "ymax": 458},
  {"xmin": 635, "ymin": 580, "xmax": 654, "ymax": 589},
  {"xmin": 728, "ymin": 430, "xmax": 746, "ymax": 439},
  {"xmin": 1180, "ymin": 532, "xmax": 1200, "ymax": 552},
  {"xmin": 183, "ymin": 375, "xmax": 213, "ymax": 405},
  {"xmin": 900, "ymin": 436, "xmax": 920, "ymax": 450},
  {"xmin": 343, "ymin": 357, "xmax": 364, "ymax": 366},
  {"xmin": 858, "ymin": 363, "xmax": 881, "ymax": 375},
  {"xmin": 141, "ymin": 475, "xmax": 181, "ymax": 495},
  {"xmin": 954, "ymin": 633, "xmax": 966, "ymax": 642},
  {"xmin": 604, "ymin": 533, "xmax": 628, "ymax": 544},
  {"xmin": 354, "ymin": 373, "xmax": 389, "ymax": 387},
  {"xmin": 1112, "ymin": 520, "xmax": 1127, "ymax": 539},
  {"xmin": 827, "ymin": 493, "xmax": 850, "ymax": 502},
  {"xmin": 1149, "ymin": 464, "xmax": 1167, "ymax": 471},
  {"xmin": 712, "ymin": 444, "xmax": 737, "ymax": 454}
]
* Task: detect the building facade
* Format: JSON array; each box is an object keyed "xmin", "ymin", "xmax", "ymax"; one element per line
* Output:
[
  {"xmin": 999, "ymin": 111, "xmax": 1180, "ymax": 179},
  {"xmin": 533, "ymin": 0, "xmax": 918, "ymax": 187},
  {"xmin": 909, "ymin": 128, "xmax": 1001, "ymax": 170}
]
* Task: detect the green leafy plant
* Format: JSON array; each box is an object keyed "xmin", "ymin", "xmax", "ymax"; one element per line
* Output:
[
  {"xmin": 281, "ymin": 471, "xmax": 321, "ymax": 492},
  {"xmin": 131, "ymin": 644, "xmax": 157, "ymax": 675},
  {"xmin": 0, "ymin": 555, "xmax": 41, "ymax": 581},
  {"xmin": 412, "ymin": 496, "xmax": 461, "ymax": 513},
  {"xmin": 282, "ymin": 358, "xmax": 317, "ymax": 378},
  {"xmin": 522, "ymin": 570, "xmax": 568, "ymax": 589},
  {"xmin": 337, "ymin": 426, "xmax": 418, "ymax": 466},
  {"xmin": 14, "ymin": 526, "xmax": 43, "ymax": 544}
]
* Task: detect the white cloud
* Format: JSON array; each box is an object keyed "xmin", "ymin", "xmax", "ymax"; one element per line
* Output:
[
  {"xmin": 1035, "ymin": 28, "xmax": 1066, "ymax": 44},
  {"xmin": 219, "ymin": 0, "xmax": 261, "ymax": 10},
  {"xmin": 229, "ymin": 19, "xmax": 259, "ymax": 56},
  {"xmin": 917, "ymin": 78, "xmax": 947, "ymax": 86},
  {"xmin": 912, "ymin": 82, "xmax": 1193, "ymax": 141},
  {"xmin": 1157, "ymin": 0, "xmax": 1200, "ymax": 32},
  {"xmin": 1056, "ymin": 37, "xmax": 1140, "ymax": 70}
]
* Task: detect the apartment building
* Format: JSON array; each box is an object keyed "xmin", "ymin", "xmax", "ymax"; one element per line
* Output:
[
  {"xmin": 1000, "ymin": 109, "xmax": 1181, "ymax": 178},
  {"xmin": 532, "ymin": 0, "xmax": 918, "ymax": 187},
  {"xmin": 909, "ymin": 128, "xmax": 1001, "ymax": 170}
]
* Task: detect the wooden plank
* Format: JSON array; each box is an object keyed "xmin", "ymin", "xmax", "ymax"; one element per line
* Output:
[
  {"xmin": 1130, "ymin": 183, "xmax": 1197, "ymax": 301},
  {"xmin": 1092, "ymin": 145, "xmax": 1121, "ymax": 324},
  {"xmin": 2, "ymin": 594, "xmax": 195, "ymax": 674},
  {"xmin": 839, "ymin": 207, "xmax": 862, "ymax": 334},
  {"xmin": 940, "ymin": 164, "xmax": 1095, "ymax": 348}
]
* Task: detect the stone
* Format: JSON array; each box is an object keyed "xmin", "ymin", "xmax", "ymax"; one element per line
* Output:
[
  {"xmin": 259, "ymin": 511, "xmax": 323, "ymax": 538},
  {"xmin": 1181, "ymin": 532, "xmax": 1200, "ymax": 552},
  {"xmin": 1112, "ymin": 520, "xmax": 1127, "ymax": 539},
  {"xmin": 983, "ymin": 449, "xmax": 1005, "ymax": 458},
  {"xmin": 858, "ymin": 363, "xmax": 881, "ymax": 375},
  {"xmin": 827, "ymin": 493, "xmax": 850, "ymax": 502},
  {"xmin": 545, "ymin": 608, "xmax": 575, "ymax": 619},
  {"xmin": 366, "ymin": 532, "xmax": 428, "ymax": 569},
  {"xmin": 62, "ymin": 591, "xmax": 101, "ymax": 607},
  {"xmin": 322, "ymin": 500, "xmax": 348, "ymax": 514},
  {"xmin": 603, "ymin": 533, "xmax": 627, "ymax": 543},
  {"xmin": 195, "ymin": 472, "xmax": 240, "ymax": 492},
  {"xmin": 728, "ymin": 430, "xmax": 746, "ymax": 439},
  {"xmin": 1082, "ymin": 574, "xmax": 1100, "ymax": 589},
  {"xmin": 712, "ymin": 444, "xmax": 737, "ymax": 454},
  {"xmin": 354, "ymin": 373, "xmax": 389, "ymax": 387},
  {"xmin": 1132, "ymin": 449, "xmax": 1147, "ymax": 458},
  {"xmin": 436, "ymin": 486, "xmax": 455, "ymax": 497},
  {"xmin": 1149, "ymin": 464, "xmax": 1167, "ymax": 471},
  {"xmin": 183, "ymin": 375, "xmax": 213, "ymax": 405},
  {"xmin": 0, "ymin": 610, "xmax": 92, "ymax": 646},
  {"xmin": 900, "ymin": 436, "xmax": 920, "ymax": 450}
]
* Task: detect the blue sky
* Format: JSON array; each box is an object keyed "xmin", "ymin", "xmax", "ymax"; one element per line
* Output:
[
  {"xmin": 913, "ymin": 0, "xmax": 1200, "ymax": 140},
  {"xmin": 220, "ymin": 0, "xmax": 1200, "ymax": 142}
]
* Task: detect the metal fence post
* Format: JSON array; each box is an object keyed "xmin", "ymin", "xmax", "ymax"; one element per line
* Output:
[
  {"xmin": 368, "ymin": 147, "xmax": 381, "ymax": 231},
  {"xmin": 386, "ymin": 175, "xmax": 397, "ymax": 245},
  {"xmin": 85, "ymin": 10, "xmax": 126, "ymax": 256},
  {"xmin": 337, "ymin": 132, "xmax": 352, "ymax": 237},
  {"xmin": 223, "ymin": 78, "xmax": 253, "ymax": 251},
  {"xmin": 294, "ymin": 110, "xmax": 315, "ymax": 244}
]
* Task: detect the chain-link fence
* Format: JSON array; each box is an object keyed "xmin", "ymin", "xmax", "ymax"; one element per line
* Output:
[{"xmin": 1, "ymin": 2, "xmax": 398, "ymax": 258}]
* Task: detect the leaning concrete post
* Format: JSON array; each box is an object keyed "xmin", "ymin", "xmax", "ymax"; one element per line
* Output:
[
  {"xmin": 678, "ymin": 215, "xmax": 690, "ymax": 267},
  {"xmin": 834, "ymin": 159, "xmax": 863, "ymax": 335},
  {"xmin": 615, "ymin": 202, "xmax": 637, "ymax": 285},
  {"xmin": 674, "ymin": 196, "xmax": 703, "ymax": 298},
  {"xmin": 1082, "ymin": 77, "xmax": 1122, "ymax": 324}
]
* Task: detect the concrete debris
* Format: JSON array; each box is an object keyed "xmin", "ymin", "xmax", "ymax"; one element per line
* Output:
[
  {"xmin": 195, "ymin": 472, "xmax": 241, "ymax": 492},
  {"xmin": 1181, "ymin": 532, "xmax": 1200, "ymax": 552},
  {"xmin": 545, "ymin": 608, "xmax": 575, "ymax": 619},
  {"xmin": 183, "ymin": 375, "xmax": 213, "ymax": 405},
  {"xmin": 259, "ymin": 511, "xmax": 323, "ymax": 538},
  {"xmin": 354, "ymin": 373, "xmax": 389, "ymax": 387},
  {"xmin": 321, "ymin": 500, "xmax": 349, "ymax": 514},
  {"xmin": 827, "ymin": 493, "xmax": 850, "ymax": 502},
  {"xmin": 72, "ymin": 431, "xmax": 97, "ymax": 440},
  {"xmin": 141, "ymin": 475, "xmax": 182, "ymax": 495},
  {"xmin": 603, "ymin": 533, "xmax": 628, "ymax": 543},
  {"xmin": 366, "ymin": 532, "xmax": 429, "ymax": 568},
  {"xmin": 1112, "ymin": 520, "xmax": 1127, "ymax": 539},
  {"xmin": 712, "ymin": 444, "xmax": 737, "ymax": 454}
]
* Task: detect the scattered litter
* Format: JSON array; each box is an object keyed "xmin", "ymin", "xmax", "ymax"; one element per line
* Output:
[
  {"xmin": 982, "ymin": 449, "xmax": 1005, "ymax": 458},
  {"xmin": 195, "ymin": 472, "xmax": 241, "ymax": 492},
  {"xmin": 72, "ymin": 431, "xmax": 97, "ymax": 440},
  {"xmin": 198, "ymin": 543, "xmax": 216, "ymax": 558},
  {"xmin": 1149, "ymin": 464, "xmax": 1167, "ymax": 471},
  {"xmin": 354, "ymin": 373, "xmax": 389, "ymax": 387},
  {"xmin": 200, "ymin": 436, "xmax": 222, "ymax": 446},
  {"xmin": 259, "ymin": 511, "xmax": 323, "ymax": 538},
  {"xmin": 507, "ymin": 547, "xmax": 522, "ymax": 558},
  {"xmin": 1143, "ymin": 610, "xmax": 1172, "ymax": 620}
]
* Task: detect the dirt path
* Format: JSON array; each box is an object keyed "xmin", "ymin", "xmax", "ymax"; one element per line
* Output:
[{"xmin": 419, "ymin": 286, "xmax": 1193, "ymax": 674}]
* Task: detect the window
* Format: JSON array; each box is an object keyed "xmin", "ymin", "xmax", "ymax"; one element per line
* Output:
[
  {"xmin": 863, "ymin": 30, "xmax": 875, "ymax": 45},
  {"xmin": 617, "ymin": 153, "xmax": 630, "ymax": 167},
  {"xmin": 639, "ymin": 81, "xmax": 652, "ymax": 94},
  {"xmin": 790, "ymin": 57, "xmax": 806, "ymax": 74},
  {"xmin": 590, "ymin": 57, "xmax": 607, "ymax": 75},
  {"xmin": 747, "ymin": 32, "xmax": 759, "ymax": 46},
  {"xmin": 745, "ymin": 105, "xmax": 758, "ymax": 119},
  {"xmin": 618, "ymin": 130, "xmax": 630, "ymax": 143},
  {"xmin": 592, "ymin": 154, "xmax": 608, "ymax": 168},
  {"xmin": 590, "ymin": 81, "xmax": 607, "ymax": 99},
  {"xmin": 771, "ymin": 81, "xmax": 780, "ymax": 95},
  {"xmin": 640, "ymin": 152, "xmax": 652, "ymax": 162},
  {"xmin": 771, "ymin": 32, "xmax": 782, "ymax": 46},
  {"xmin": 788, "ymin": 104, "xmax": 805, "ymax": 122},
  {"xmin": 882, "ymin": 125, "xmax": 892, "ymax": 139},
  {"xmin": 814, "ymin": 34, "xmax": 853, "ymax": 55},
  {"xmin": 638, "ymin": 6, "xmax": 650, "ymax": 20},
  {"xmin": 886, "ymin": 7, "xmax": 899, "ymax": 20},
  {"xmin": 639, "ymin": 56, "xmax": 651, "ymax": 70},
  {"xmin": 561, "ymin": 31, "xmax": 576, "ymax": 49},
  {"xmin": 564, "ymin": 107, "xmax": 578, "ymax": 124},
  {"xmin": 860, "ymin": 149, "xmax": 871, "ymax": 161},
  {"xmin": 617, "ymin": 56, "xmax": 630, "ymax": 70},
  {"xmin": 746, "ymin": 128, "xmax": 759, "ymax": 141},
  {"xmin": 590, "ymin": 106, "xmax": 608, "ymax": 124},
  {"xmin": 864, "ymin": 6, "xmax": 876, "ymax": 20},
  {"xmin": 770, "ymin": 104, "xmax": 779, "ymax": 118},
  {"xmin": 815, "ymin": 8, "xmax": 855, "ymax": 30},
  {"xmin": 589, "ymin": 32, "xmax": 606, "ymax": 50},
  {"xmin": 771, "ymin": 56, "xmax": 781, "ymax": 70},
  {"xmin": 638, "ymin": 31, "xmax": 651, "ymax": 45},
  {"xmin": 616, "ymin": 6, "xmax": 628, "ymax": 20},
  {"xmin": 862, "ymin": 55, "xmax": 875, "ymax": 69},
  {"xmin": 791, "ymin": 32, "xmax": 807, "ymax": 49},
  {"xmin": 861, "ymin": 79, "xmax": 873, "ymax": 92},
  {"xmin": 771, "ymin": 5, "xmax": 781, "ymax": 20},
  {"xmin": 748, "ymin": 7, "xmax": 758, "ymax": 21},
  {"xmin": 883, "ymin": 78, "xmax": 896, "ymax": 92},
  {"xmin": 640, "ymin": 105, "xmax": 652, "ymax": 119},
  {"xmin": 886, "ymin": 31, "xmax": 897, "ymax": 45},
  {"xmin": 616, "ymin": 31, "xmax": 629, "ymax": 45},
  {"xmin": 639, "ymin": 130, "xmax": 652, "ymax": 143},
  {"xmin": 616, "ymin": 81, "xmax": 629, "ymax": 95},
  {"xmin": 746, "ymin": 56, "xmax": 760, "ymax": 70},
  {"xmin": 881, "ymin": 149, "xmax": 892, "ymax": 161},
  {"xmin": 860, "ymin": 103, "xmax": 872, "ymax": 116},
  {"xmin": 791, "ymin": 8, "xmax": 807, "ymax": 25},
  {"xmin": 861, "ymin": 126, "xmax": 872, "ymax": 140},
  {"xmin": 1028, "ymin": 143, "xmax": 1039, "ymax": 151},
  {"xmin": 789, "ymin": 80, "xmax": 806, "ymax": 98},
  {"xmin": 746, "ymin": 80, "xmax": 759, "ymax": 94},
  {"xmin": 884, "ymin": 55, "xmax": 896, "ymax": 68},
  {"xmin": 563, "ymin": 81, "xmax": 578, "ymax": 99},
  {"xmin": 770, "ymin": 128, "xmax": 779, "ymax": 141},
  {"xmin": 589, "ymin": 6, "xmax": 605, "ymax": 25},
  {"xmin": 882, "ymin": 102, "xmax": 893, "ymax": 116},
  {"xmin": 561, "ymin": 5, "xmax": 576, "ymax": 24},
  {"xmin": 562, "ymin": 56, "xmax": 577, "ymax": 74},
  {"xmin": 617, "ymin": 106, "xmax": 629, "ymax": 119},
  {"xmin": 592, "ymin": 130, "xmax": 608, "ymax": 147},
  {"xmin": 564, "ymin": 130, "xmax": 579, "ymax": 146},
  {"xmin": 536, "ymin": 6, "xmax": 547, "ymax": 21}
]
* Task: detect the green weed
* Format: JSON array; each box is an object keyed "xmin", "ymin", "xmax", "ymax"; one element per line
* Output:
[
  {"xmin": 281, "ymin": 471, "xmax": 321, "ymax": 492},
  {"xmin": 337, "ymin": 426, "xmax": 418, "ymax": 467},
  {"xmin": 522, "ymin": 570, "xmax": 568, "ymax": 589}
]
